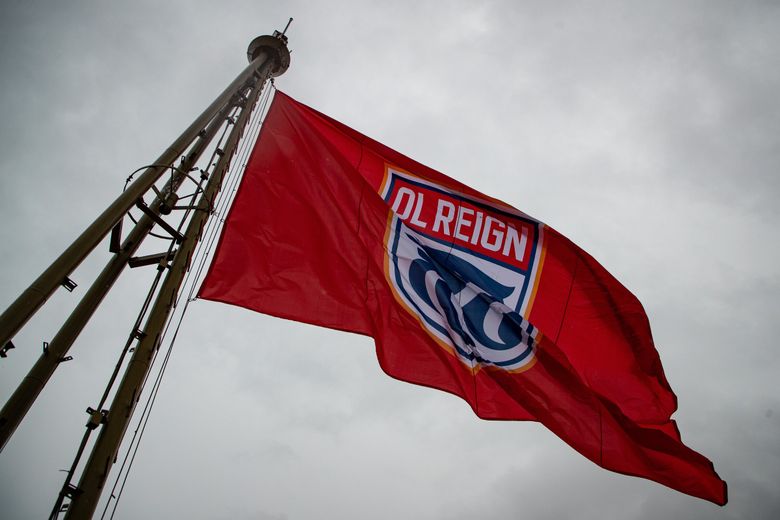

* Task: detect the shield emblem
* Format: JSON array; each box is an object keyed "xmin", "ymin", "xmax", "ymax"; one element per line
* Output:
[{"xmin": 380, "ymin": 167, "xmax": 544, "ymax": 372}]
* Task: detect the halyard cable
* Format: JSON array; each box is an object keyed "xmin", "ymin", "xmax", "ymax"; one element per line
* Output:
[
  {"xmin": 202, "ymin": 84, "xmax": 274, "ymax": 256},
  {"xmin": 49, "ymin": 252, "xmax": 168, "ymax": 520},
  {"xmin": 172, "ymin": 84, "xmax": 272, "ymax": 309},
  {"xmin": 100, "ymin": 85, "xmax": 274, "ymax": 519},
  {"xmin": 198, "ymin": 85, "xmax": 273, "ymax": 260},
  {"xmin": 187, "ymin": 85, "xmax": 274, "ymax": 291},
  {"xmin": 55, "ymin": 85, "xmax": 269, "ymax": 518},
  {"xmin": 174, "ymin": 85, "xmax": 270, "ymax": 300},
  {"xmin": 104, "ymin": 275, "xmax": 193, "ymax": 520},
  {"xmin": 103, "ymin": 95, "xmax": 268, "ymax": 519},
  {"xmin": 97, "ymin": 107, "xmax": 239, "ymax": 514},
  {"xmin": 105, "ymin": 87, "xmax": 273, "ymax": 515},
  {"xmin": 95, "ymin": 104, "xmax": 243, "ymax": 519}
]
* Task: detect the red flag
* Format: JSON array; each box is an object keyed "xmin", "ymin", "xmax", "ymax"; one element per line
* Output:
[{"xmin": 200, "ymin": 91, "xmax": 727, "ymax": 505}]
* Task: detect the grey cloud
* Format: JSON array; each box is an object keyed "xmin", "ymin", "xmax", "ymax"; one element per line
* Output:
[{"xmin": 1, "ymin": 1, "xmax": 778, "ymax": 519}]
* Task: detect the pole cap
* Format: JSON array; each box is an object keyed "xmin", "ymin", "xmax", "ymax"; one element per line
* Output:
[{"xmin": 247, "ymin": 35, "xmax": 291, "ymax": 77}]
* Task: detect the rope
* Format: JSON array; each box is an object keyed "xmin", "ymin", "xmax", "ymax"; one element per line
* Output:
[
  {"xmin": 96, "ymin": 103, "xmax": 241, "ymax": 518},
  {"xmin": 187, "ymin": 84, "xmax": 275, "ymax": 291},
  {"xmin": 89, "ymin": 105, "xmax": 243, "ymax": 413},
  {"xmin": 98, "ymin": 85, "xmax": 276, "ymax": 519},
  {"xmin": 48, "ymin": 255, "xmax": 168, "ymax": 520},
  {"xmin": 101, "ymin": 300, "xmax": 183, "ymax": 520}
]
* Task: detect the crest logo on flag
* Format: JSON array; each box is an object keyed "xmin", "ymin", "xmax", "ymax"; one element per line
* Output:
[{"xmin": 379, "ymin": 167, "xmax": 545, "ymax": 372}]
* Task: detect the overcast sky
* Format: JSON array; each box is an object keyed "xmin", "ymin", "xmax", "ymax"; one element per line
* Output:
[{"xmin": 1, "ymin": 1, "xmax": 778, "ymax": 519}]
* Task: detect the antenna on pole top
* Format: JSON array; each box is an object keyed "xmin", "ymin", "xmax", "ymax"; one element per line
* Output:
[
  {"xmin": 282, "ymin": 17, "xmax": 294, "ymax": 36},
  {"xmin": 273, "ymin": 17, "xmax": 294, "ymax": 43}
]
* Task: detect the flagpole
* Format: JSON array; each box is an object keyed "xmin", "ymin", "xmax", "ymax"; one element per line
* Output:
[
  {"xmin": 0, "ymin": 36, "xmax": 288, "ymax": 353},
  {"xmin": 61, "ymin": 34, "xmax": 290, "ymax": 520}
]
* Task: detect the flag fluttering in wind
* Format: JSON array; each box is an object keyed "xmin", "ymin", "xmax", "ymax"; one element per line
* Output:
[{"xmin": 199, "ymin": 91, "xmax": 727, "ymax": 505}]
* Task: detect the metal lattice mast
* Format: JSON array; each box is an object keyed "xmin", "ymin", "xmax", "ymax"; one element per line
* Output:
[
  {"xmin": 61, "ymin": 34, "xmax": 290, "ymax": 519},
  {"xmin": 0, "ymin": 28, "xmax": 290, "ymax": 518},
  {"xmin": 0, "ymin": 100, "xmax": 234, "ymax": 452}
]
